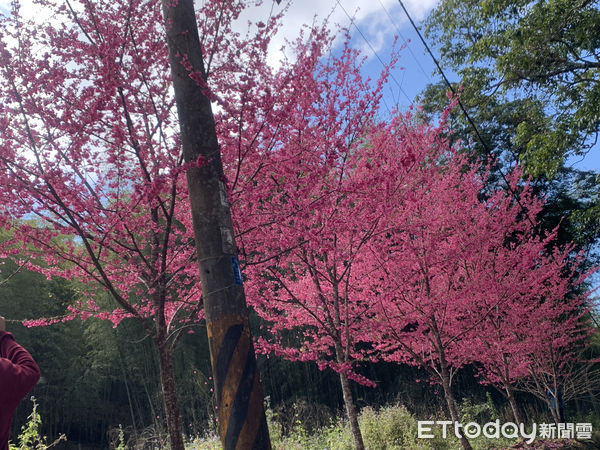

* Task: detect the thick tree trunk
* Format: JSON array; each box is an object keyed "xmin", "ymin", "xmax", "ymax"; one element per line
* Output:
[
  {"xmin": 339, "ymin": 371, "xmax": 365, "ymax": 450},
  {"xmin": 505, "ymin": 385, "xmax": 523, "ymax": 425},
  {"xmin": 157, "ymin": 341, "xmax": 185, "ymax": 450},
  {"xmin": 440, "ymin": 366, "xmax": 472, "ymax": 450},
  {"xmin": 161, "ymin": 1, "xmax": 271, "ymax": 448}
]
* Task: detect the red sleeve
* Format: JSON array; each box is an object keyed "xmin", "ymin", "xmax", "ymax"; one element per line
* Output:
[{"xmin": 0, "ymin": 331, "xmax": 40, "ymax": 405}]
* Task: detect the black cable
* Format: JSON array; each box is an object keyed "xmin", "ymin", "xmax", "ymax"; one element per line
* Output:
[
  {"xmin": 397, "ymin": 0, "xmax": 600, "ymax": 338},
  {"xmin": 377, "ymin": 0, "xmax": 431, "ymax": 80},
  {"xmin": 335, "ymin": 0, "xmax": 413, "ymax": 106},
  {"xmin": 397, "ymin": 0, "xmax": 536, "ymax": 227}
]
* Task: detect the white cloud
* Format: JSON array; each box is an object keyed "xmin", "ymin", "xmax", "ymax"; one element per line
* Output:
[
  {"xmin": 1, "ymin": 0, "xmax": 438, "ymax": 74},
  {"xmin": 2, "ymin": 0, "xmax": 438, "ymax": 58},
  {"xmin": 233, "ymin": 0, "xmax": 438, "ymax": 67},
  {"xmin": 0, "ymin": 0, "xmax": 57, "ymax": 21}
]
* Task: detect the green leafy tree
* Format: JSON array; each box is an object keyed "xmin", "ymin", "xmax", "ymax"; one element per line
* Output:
[
  {"xmin": 425, "ymin": 0, "xmax": 600, "ymax": 174},
  {"xmin": 421, "ymin": 0, "xmax": 600, "ymax": 245}
]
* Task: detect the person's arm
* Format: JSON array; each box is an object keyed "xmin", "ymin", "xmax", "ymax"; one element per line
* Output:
[{"xmin": 0, "ymin": 316, "xmax": 40, "ymax": 404}]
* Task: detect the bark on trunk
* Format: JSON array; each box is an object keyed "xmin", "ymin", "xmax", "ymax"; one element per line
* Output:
[
  {"xmin": 440, "ymin": 367, "xmax": 472, "ymax": 450},
  {"xmin": 157, "ymin": 342, "xmax": 185, "ymax": 450},
  {"xmin": 431, "ymin": 315, "xmax": 471, "ymax": 450},
  {"xmin": 339, "ymin": 371, "xmax": 365, "ymax": 450},
  {"xmin": 161, "ymin": 1, "xmax": 271, "ymax": 447},
  {"xmin": 546, "ymin": 399, "xmax": 560, "ymax": 424},
  {"xmin": 505, "ymin": 385, "xmax": 523, "ymax": 425}
]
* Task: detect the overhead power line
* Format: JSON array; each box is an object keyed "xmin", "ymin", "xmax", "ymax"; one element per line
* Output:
[
  {"xmin": 335, "ymin": 0, "xmax": 413, "ymax": 106},
  {"xmin": 396, "ymin": 0, "xmax": 536, "ymax": 228},
  {"xmin": 376, "ymin": 0, "xmax": 431, "ymax": 80},
  {"xmin": 396, "ymin": 0, "xmax": 489, "ymax": 157}
]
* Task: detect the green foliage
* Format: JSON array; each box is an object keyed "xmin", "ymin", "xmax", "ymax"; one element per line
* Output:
[
  {"xmin": 420, "ymin": 0, "xmax": 600, "ymax": 248},
  {"xmin": 265, "ymin": 400, "xmax": 350, "ymax": 449},
  {"xmin": 264, "ymin": 403, "xmax": 282, "ymax": 444},
  {"xmin": 261, "ymin": 404, "xmax": 353, "ymax": 450},
  {"xmin": 359, "ymin": 405, "xmax": 428, "ymax": 449},
  {"xmin": 425, "ymin": 0, "xmax": 600, "ymax": 173},
  {"xmin": 459, "ymin": 393, "xmax": 499, "ymax": 424},
  {"xmin": 9, "ymin": 398, "xmax": 66, "ymax": 450},
  {"xmin": 187, "ymin": 402, "xmax": 521, "ymax": 449},
  {"xmin": 0, "ymin": 244, "xmax": 215, "ymax": 446},
  {"xmin": 115, "ymin": 425, "xmax": 127, "ymax": 450}
]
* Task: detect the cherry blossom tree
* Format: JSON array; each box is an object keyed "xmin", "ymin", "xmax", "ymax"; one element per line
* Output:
[
  {"xmin": 0, "ymin": 1, "xmax": 201, "ymax": 446},
  {"xmin": 362, "ymin": 126, "xmax": 593, "ymax": 449},
  {"xmin": 363, "ymin": 140, "xmax": 486, "ymax": 450},
  {"xmin": 513, "ymin": 289, "xmax": 596, "ymax": 424},
  {"xmin": 236, "ymin": 37, "xmax": 408, "ymax": 448},
  {"xmin": 466, "ymin": 239, "xmax": 593, "ymax": 425},
  {"xmin": 0, "ymin": 0, "xmax": 320, "ymax": 447}
]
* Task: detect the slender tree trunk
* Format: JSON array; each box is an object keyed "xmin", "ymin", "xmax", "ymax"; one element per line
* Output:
[
  {"xmin": 333, "ymin": 342, "xmax": 364, "ymax": 450},
  {"xmin": 339, "ymin": 371, "xmax": 365, "ymax": 450},
  {"xmin": 546, "ymin": 399, "xmax": 560, "ymax": 424},
  {"xmin": 157, "ymin": 341, "xmax": 185, "ymax": 450},
  {"xmin": 161, "ymin": 1, "xmax": 271, "ymax": 448},
  {"xmin": 505, "ymin": 384, "xmax": 523, "ymax": 424},
  {"xmin": 550, "ymin": 403, "xmax": 560, "ymax": 424},
  {"xmin": 142, "ymin": 377, "xmax": 160, "ymax": 434},
  {"xmin": 430, "ymin": 317, "xmax": 471, "ymax": 450},
  {"xmin": 440, "ymin": 366, "xmax": 472, "ymax": 450}
]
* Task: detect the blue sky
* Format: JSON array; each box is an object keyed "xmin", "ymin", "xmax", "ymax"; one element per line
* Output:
[
  {"xmin": 239, "ymin": 0, "xmax": 439, "ymax": 107},
  {"xmin": 244, "ymin": 0, "xmax": 599, "ymax": 173},
  {"xmin": 2, "ymin": 0, "xmax": 598, "ymax": 173}
]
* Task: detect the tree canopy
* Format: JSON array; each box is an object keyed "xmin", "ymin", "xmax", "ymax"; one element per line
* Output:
[
  {"xmin": 421, "ymin": 0, "xmax": 600, "ymax": 246},
  {"xmin": 425, "ymin": 0, "xmax": 600, "ymax": 174},
  {"xmin": 0, "ymin": 1, "xmax": 598, "ymax": 448}
]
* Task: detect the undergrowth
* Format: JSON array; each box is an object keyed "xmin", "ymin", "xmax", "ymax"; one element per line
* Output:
[
  {"xmin": 9, "ymin": 397, "xmax": 66, "ymax": 450},
  {"xmin": 185, "ymin": 401, "xmax": 517, "ymax": 449}
]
